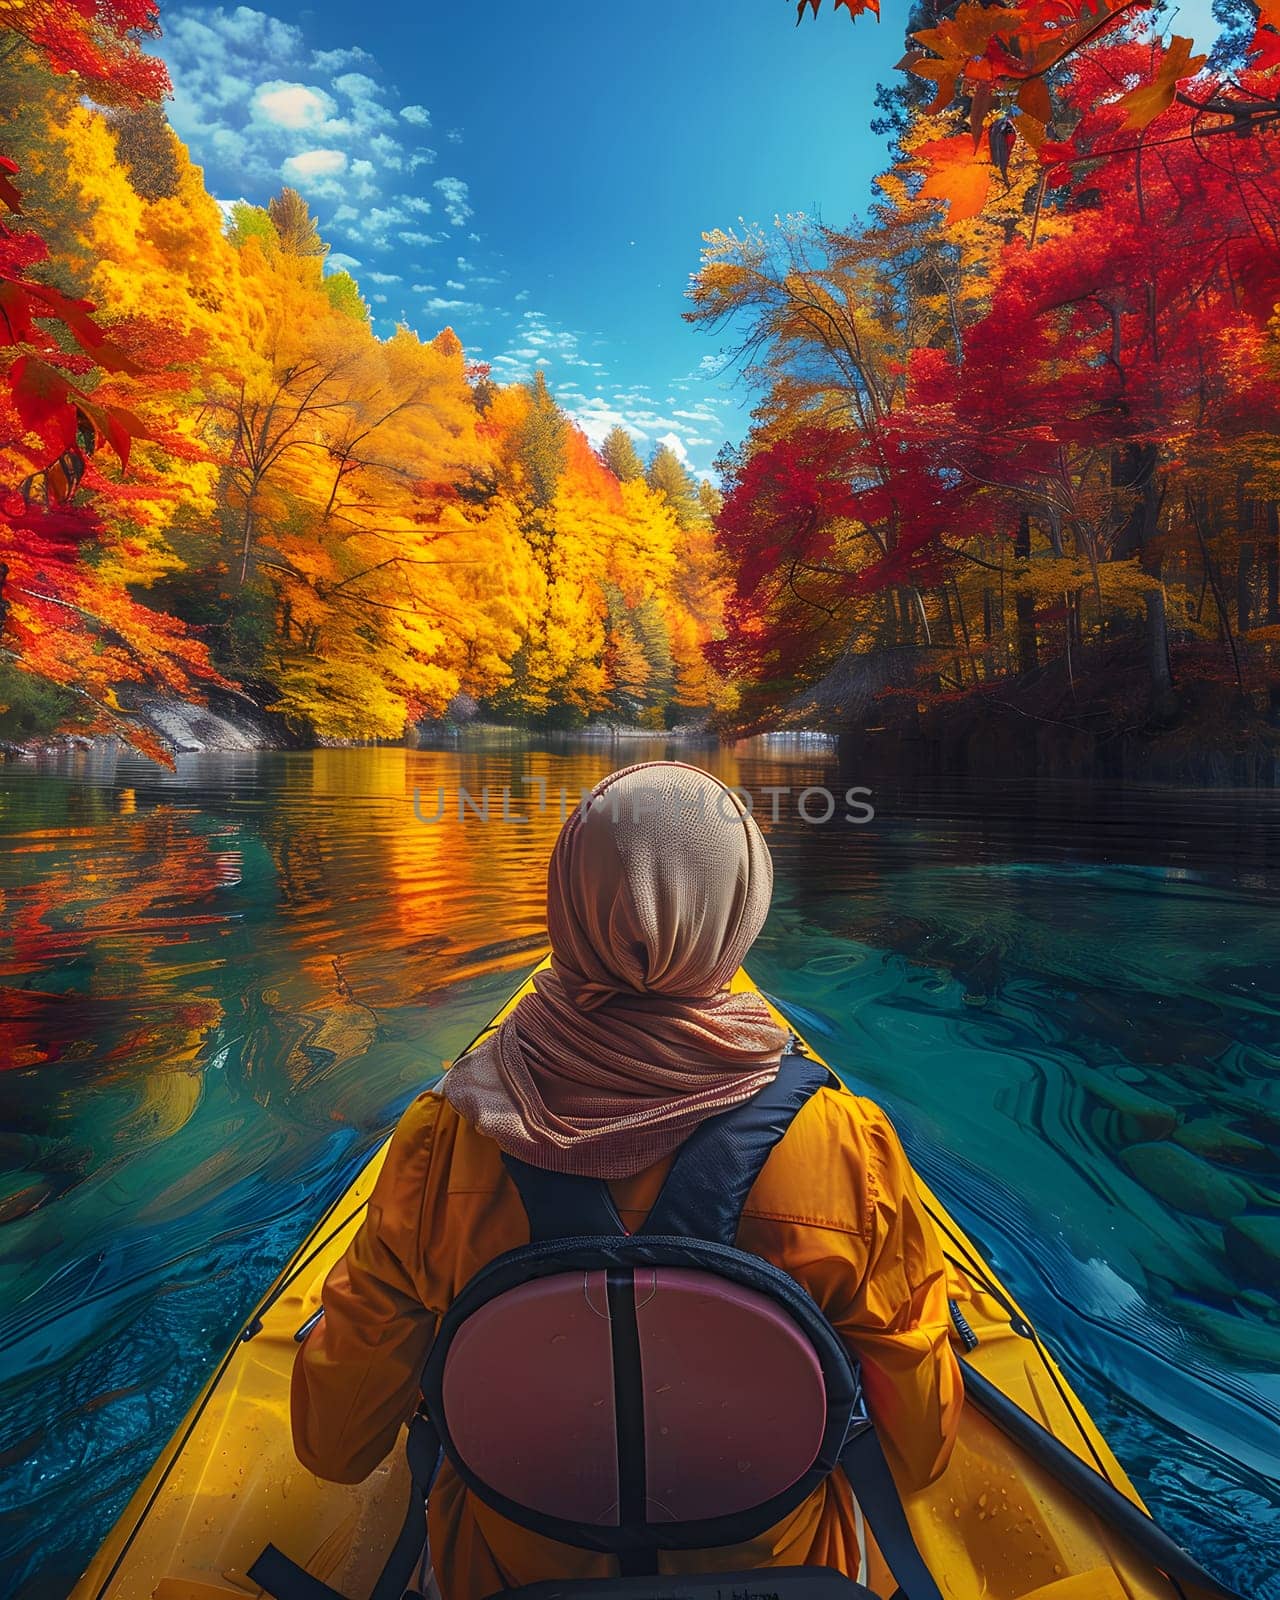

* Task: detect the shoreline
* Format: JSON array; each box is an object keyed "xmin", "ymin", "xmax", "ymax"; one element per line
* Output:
[{"xmin": 4, "ymin": 689, "xmax": 1278, "ymax": 789}]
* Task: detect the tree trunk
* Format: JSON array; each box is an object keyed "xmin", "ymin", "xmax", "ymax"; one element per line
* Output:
[
  {"xmin": 1145, "ymin": 589, "xmax": 1177, "ymax": 720},
  {"xmin": 1111, "ymin": 442, "xmax": 1160, "ymax": 560},
  {"xmin": 896, "ymin": 587, "xmax": 916, "ymax": 645},
  {"xmin": 1266, "ymin": 503, "xmax": 1280, "ymax": 725},
  {"xmin": 238, "ymin": 504, "xmax": 256, "ymax": 586},
  {"xmin": 1236, "ymin": 470, "xmax": 1255, "ymax": 636},
  {"xmin": 1014, "ymin": 512, "xmax": 1037, "ymax": 676}
]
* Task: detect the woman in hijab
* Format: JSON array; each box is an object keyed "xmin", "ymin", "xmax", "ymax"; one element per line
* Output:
[{"xmin": 292, "ymin": 762, "xmax": 961, "ymax": 1597}]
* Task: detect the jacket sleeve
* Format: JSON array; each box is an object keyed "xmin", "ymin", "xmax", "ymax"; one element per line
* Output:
[
  {"xmin": 830, "ymin": 1106, "xmax": 963, "ymax": 1489},
  {"xmin": 291, "ymin": 1093, "xmax": 440, "ymax": 1484}
]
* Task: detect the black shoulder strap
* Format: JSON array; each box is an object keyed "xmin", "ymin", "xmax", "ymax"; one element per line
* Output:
[
  {"xmin": 501, "ymin": 1051, "xmax": 832, "ymax": 1247},
  {"xmin": 501, "ymin": 1154, "xmax": 627, "ymax": 1242},
  {"xmin": 640, "ymin": 1052, "xmax": 831, "ymax": 1245}
]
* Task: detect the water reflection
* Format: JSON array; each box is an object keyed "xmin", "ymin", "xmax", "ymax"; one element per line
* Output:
[{"xmin": 0, "ymin": 740, "xmax": 1278, "ymax": 1597}]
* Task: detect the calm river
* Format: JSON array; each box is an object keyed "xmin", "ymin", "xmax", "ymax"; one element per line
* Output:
[{"xmin": 0, "ymin": 736, "xmax": 1277, "ymax": 1598}]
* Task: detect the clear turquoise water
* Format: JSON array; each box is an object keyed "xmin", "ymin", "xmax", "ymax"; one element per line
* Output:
[{"xmin": 0, "ymin": 738, "xmax": 1277, "ymax": 1598}]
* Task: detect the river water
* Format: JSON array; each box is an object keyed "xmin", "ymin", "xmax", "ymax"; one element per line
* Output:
[{"xmin": 0, "ymin": 736, "xmax": 1277, "ymax": 1598}]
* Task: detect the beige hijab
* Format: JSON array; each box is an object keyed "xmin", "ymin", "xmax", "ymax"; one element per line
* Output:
[{"xmin": 442, "ymin": 761, "xmax": 789, "ymax": 1178}]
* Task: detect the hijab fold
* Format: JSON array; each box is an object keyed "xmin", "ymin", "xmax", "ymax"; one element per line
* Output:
[{"xmin": 441, "ymin": 761, "xmax": 789, "ymax": 1178}]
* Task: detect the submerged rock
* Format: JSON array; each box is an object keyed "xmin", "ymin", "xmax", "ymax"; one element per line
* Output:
[
  {"xmin": 1224, "ymin": 1214, "xmax": 1280, "ymax": 1285},
  {"xmin": 1173, "ymin": 1118, "xmax": 1272, "ymax": 1169},
  {"xmin": 1120, "ymin": 1141, "xmax": 1251, "ymax": 1221},
  {"xmin": 1075, "ymin": 1066, "xmax": 1179, "ymax": 1142}
]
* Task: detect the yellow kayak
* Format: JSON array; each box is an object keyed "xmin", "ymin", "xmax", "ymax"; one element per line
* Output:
[{"xmin": 71, "ymin": 966, "xmax": 1233, "ymax": 1600}]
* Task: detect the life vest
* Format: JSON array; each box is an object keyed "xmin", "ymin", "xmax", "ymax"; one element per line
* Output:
[{"xmin": 254, "ymin": 1050, "xmax": 944, "ymax": 1600}]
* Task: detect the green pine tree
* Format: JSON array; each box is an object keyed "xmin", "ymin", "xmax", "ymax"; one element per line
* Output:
[
  {"xmin": 633, "ymin": 596, "xmax": 676, "ymax": 723},
  {"xmin": 600, "ymin": 425, "xmax": 645, "ymax": 482},
  {"xmin": 520, "ymin": 371, "xmax": 567, "ymax": 509},
  {"xmin": 226, "ymin": 202, "xmax": 280, "ymax": 254},
  {"xmin": 646, "ymin": 443, "xmax": 701, "ymax": 529},
  {"xmin": 322, "ymin": 270, "xmax": 370, "ymax": 323},
  {"xmin": 697, "ymin": 479, "xmax": 723, "ymax": 522}
]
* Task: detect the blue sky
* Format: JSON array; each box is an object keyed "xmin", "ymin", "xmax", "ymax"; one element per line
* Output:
[{"xmin": 157, "ymin": 0, "xmax": 1220, "ymax": 481}]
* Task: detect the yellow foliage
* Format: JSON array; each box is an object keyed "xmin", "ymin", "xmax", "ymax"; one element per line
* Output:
[{"xmin": 3, "ymin": 63, "xmax": 730, "ymax": 742}]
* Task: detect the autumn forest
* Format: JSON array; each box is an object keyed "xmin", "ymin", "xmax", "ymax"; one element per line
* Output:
[{"xmin": 3, "ymin": 0, "xmax": 1280, "ymax": 774}]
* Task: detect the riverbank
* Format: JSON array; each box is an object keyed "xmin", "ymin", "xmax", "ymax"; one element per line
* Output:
[
  {"xmin": 6, "ymin": 651, "xmax": 1279, "ymax": 788},
  {"xmin": 794, "ymin": 637, "xmax": 1280, "ymax": 789},
  {"xmin": 0, "ymin": 694, "xmax": 722, "ymax": 762}
]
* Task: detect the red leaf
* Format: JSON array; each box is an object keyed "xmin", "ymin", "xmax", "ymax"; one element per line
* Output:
[
  {"xmin": 1248, "ymin": 21, "xmax": 1280, "ymax": 71},
  {"xmin": 77, "ymin": 400, "xmax": 147, "ymax": 470},
  {"xmin": 1016, "ymin": 76, "xmax": 1053, "ymax": 125},
  {"xmin": 989, "ymin": 114, "xmax": 1018, "ymax": 181},
  {"xmin": 18, "ymin": 280, "xmax": 145, "ymax": 374},
  {"xmin": 0, "ymin": 156, "xmax": 22, "ymax": 215},
  {"xmin": 1038, "ymin": 138, "xmax": 1078, "ymax": 184},
  {"xmin": 0, "ymin": 279, "xmax": 38, "ymax": 346},
  {"xmin": 8, "ymin": 356, "xmax": 79, "ymax": 449}
]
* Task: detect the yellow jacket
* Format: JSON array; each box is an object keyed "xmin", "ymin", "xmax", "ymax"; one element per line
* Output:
[{"xmin": 292, "ymin": 1080, "xmax": 963, "ymax": 1599}]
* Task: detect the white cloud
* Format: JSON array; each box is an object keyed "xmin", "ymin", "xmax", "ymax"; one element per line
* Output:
[
  {"xmin": 161, "ymin": 7, "xmax": 305, "ymax": 164},
  {"xmin": 160, "ymin": 7, "xmax": 404, "ymax": 205},
  {"xmin": 434, "ymin": 177, "xmax": 472, "ymax": 226},
  {"xmin": 657, "ymin": 432, "xmax": 690, "ymax": 463},
  {"xmin": 411, "ymin": 282, "xmax": 437, "ymax": 293},
  {"xmin": 446, "ymin": 278, "xmax": 466, "ymax": 290},
  {"xmin": 365, "ymin": 133, "xmax": 404, "ymax": 169},
  {"xmin": 312, "ymin": 44, "xmax": 373, "ymax": 71},
  {"xmin": 327, "ymin": 251, "xmax": 362, "ymax": 272},
  {"xmin": 400, "ymin": 230, "xmax": 441, "ymax": 247},
  {"xmin": 427, "ymin": 296, "xmax": 472, "ymax": 312},
  {"xmin": 569, "ymin": 398, "xmax": 647, "ymax": 447},
  {"xmin": 447, "ymin": 129, "xmax": 463, "ymax": 144},
  {"xmin": 401, "ymin": 105, "xmax": 432, "ymax": 126},
  {"xmin": 514, "ymin": 289, "xmax": 530, "ymax": 303},
  {"xmin": 252, "ymin": 81, "xmax": 335, "ymax": 129},
  {"xmin": 334, "ymin": 71, "xmax": 384, "ymax": 103},
  {"xmin": 366, "ymin": 270, "xmax": 401, "ymax": 284},
  {"xmin": 282, "ymin": 148, "xmax": 347, "ymax": 182},
  {"xmin": 403, "ymin": 196, "xmax": 433, "ymax": 214}
]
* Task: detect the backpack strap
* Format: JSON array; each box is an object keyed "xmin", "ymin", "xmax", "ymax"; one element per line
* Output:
[
  {"xmin": 501, "ymin": 1154, "xmax": 628, "ymax": 1241},
  {"xmin": 500, "ymin": 1051, "xmax": 832, "ymax": 1246},
  {"xmin": 640, "ymin": 1051, "xmax": 832, "ymax": 1245}
]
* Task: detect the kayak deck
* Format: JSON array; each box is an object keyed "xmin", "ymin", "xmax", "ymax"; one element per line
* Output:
[{"xmin": 71, "ymin": 966, "xmax": 1194, "ymax": 1600}]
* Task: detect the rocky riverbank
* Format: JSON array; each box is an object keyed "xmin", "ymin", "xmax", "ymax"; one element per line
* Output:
[{"xmin": 0, "ymin": 698, "xmax": 721, "ymax": 762}]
